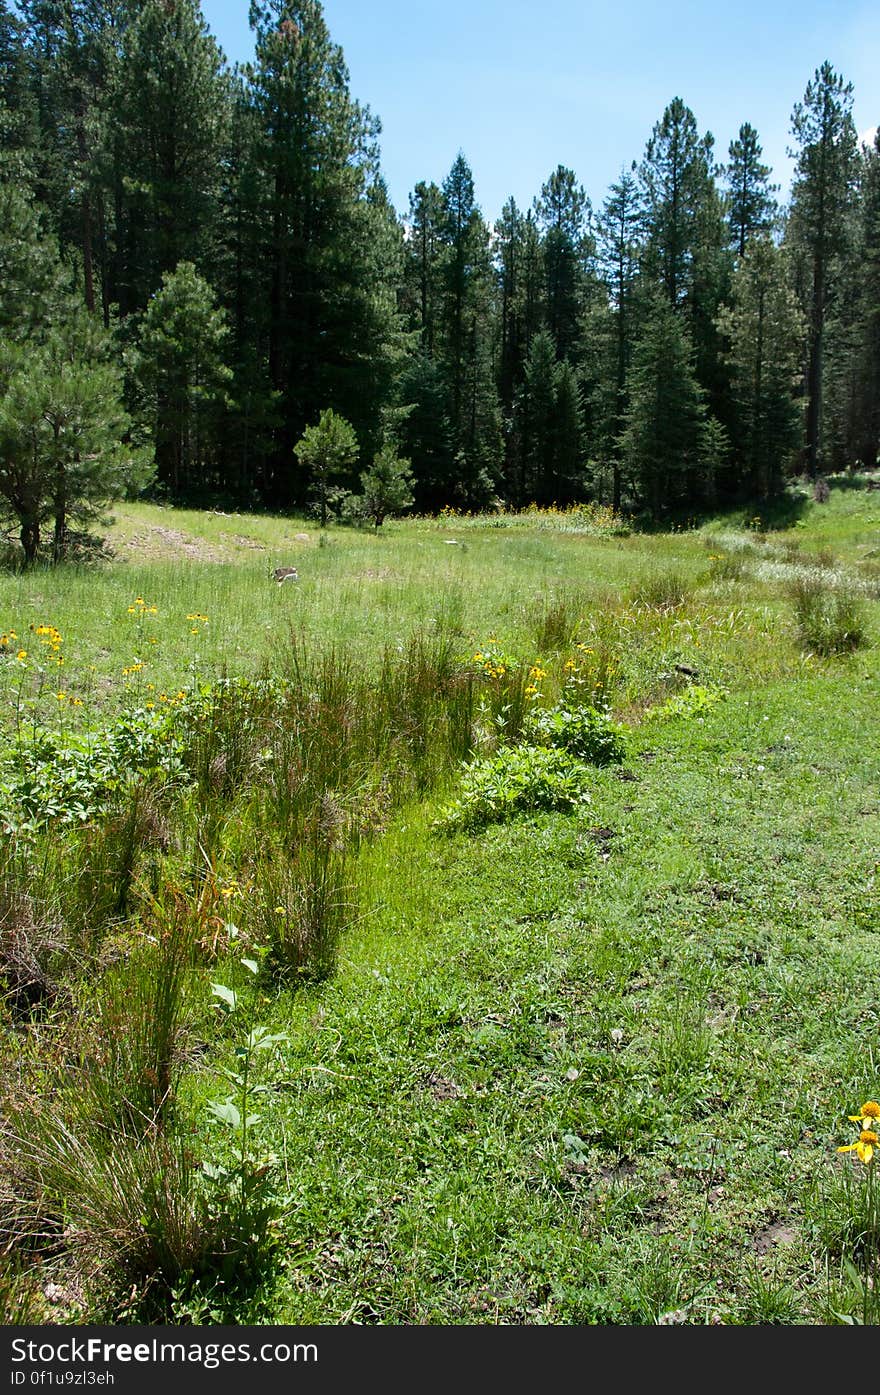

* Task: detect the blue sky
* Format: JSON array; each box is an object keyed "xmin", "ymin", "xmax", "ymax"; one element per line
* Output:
[{"xmin": 201, "ymin": 0, "xmax": 878, "ymax": 224}]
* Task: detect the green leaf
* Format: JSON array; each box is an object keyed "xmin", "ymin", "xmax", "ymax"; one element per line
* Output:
[
  {"xmin": 207, "ymin": 1098, "xmax": 241, "ymax": 1129},
  {"xmin": 211, "ymin": 982, "xmax": 237, "ymax": 1011}
]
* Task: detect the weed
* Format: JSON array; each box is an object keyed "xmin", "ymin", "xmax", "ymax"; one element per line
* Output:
[
  {"xmin": 434, "ymin": 744, "xmax": 592, "ymax": 832},
  {"xmin": 523, "ymin": 704, "xmax": 627, "ymax": 766}
]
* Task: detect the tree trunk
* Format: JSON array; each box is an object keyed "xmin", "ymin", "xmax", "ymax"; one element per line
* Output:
[{"xmin": 20, "ymin": 518, "xmax": 39, "ymax": 567}]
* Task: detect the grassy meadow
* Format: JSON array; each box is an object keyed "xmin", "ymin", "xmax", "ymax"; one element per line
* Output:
[{"xmin": 1, "ymin": 478, "xmax": 880, "ymax": 1325}]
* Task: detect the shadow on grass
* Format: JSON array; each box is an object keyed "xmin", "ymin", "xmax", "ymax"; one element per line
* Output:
[{"xmin": 626, "ymin": 487, "xmax": 812, "ymax": 536}]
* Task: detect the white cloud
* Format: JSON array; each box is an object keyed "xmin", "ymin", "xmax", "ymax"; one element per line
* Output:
[{"xmin": 859, "ymin": 126, "xmax": 877, "ymax": 150}]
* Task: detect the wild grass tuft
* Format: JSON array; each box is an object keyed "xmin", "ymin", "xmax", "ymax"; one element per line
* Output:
[{"xmin": 788, "ymin": 575, "xmax": 869, "ymax": 655}]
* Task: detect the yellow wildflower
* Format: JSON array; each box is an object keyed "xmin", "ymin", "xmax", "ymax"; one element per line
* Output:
[
  {"xmin": 849, "ymin": 1102, "xmax": 880, "ymax": 1127},
  {"xmin": 838, "ymin": 1129, "xmax": 878, "ymax": 1165}
]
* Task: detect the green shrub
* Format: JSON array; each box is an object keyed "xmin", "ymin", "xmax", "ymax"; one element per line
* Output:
[
  {"xmin": 642, "ymin": 685, "xmax": 727, "ymax": 723},
  {"xmin": 434, "ymin": 744, "xmax": 592, "ymax": 831},
  {"xmin": 523, "ymin": 704, "xmax": 627, "ymax": 766}
]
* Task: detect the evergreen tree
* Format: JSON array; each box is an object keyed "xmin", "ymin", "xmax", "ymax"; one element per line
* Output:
[
  {"xmin": 640, "ymin": 97, "xmax": 714, "ymax": 311},
  {"xmin": 438, "ymin": 152, "xmax": 502, "ymax": 502},
  {"xmin": 0, "ymin": 0, "xmax": 38, "ymax": 163},
  {"xmin": 396, "ymin": 351, "xmax": 455, "ymax": 511},
  {"xmin": 717, "ymin": 237, "xmax": 804, "ymax": 498},
  {"xmin": 723, "ymin": 123, "xmax": 778, "ymax": 256},
  {"xmin": 516, "ymin": 330, "xmax": 583, "ymax": 505},
  {"xmin": 494, "ymin": 199, "xmax": 543, "ymax": 497},
  {"xmin": 620, "ymin": 293, "xmax": 708, "ymax": 517},
  {"xmin": 293, "ymin": 407, "xmax": 358, "ymax": 527},
  {"xmin": 130, "ymin": 261, "xmax": 232, "ymax": 499},
  {"xmin": 550, "ymin": 359, "xmax": 585, "ymax": 502},
  {"xmin": 358, "ymin": 444, "xmax": 414, "ymax": 529},
  {"xmin": 855, "ymin": 132, "xmax": 880, "ymax": 467},
  {"xmin": 113, "ymin": 0, "xmax": 229, "ymax": 315},
  {"xmin": 786, "ymin": 61, "xmax": 859, "ymax": 474},
  {"xmin": 594, "ymin": 167, "xmax": 643, "ymax": 509},
  {"xmin": 0, "ymin": 312, "xmax": 150, "ymax": 564},
  {"xmin": 404, "ymin": 180, "xmax": 445, "ymax": 358},
  {"xmin": 534, "ymin": 165, "xmax": 592, "ymax": 362},
  {"xmin": 518, "ymin": 328, "xmax": 556, "ymax": 505},
  {"xmin": 247, "ymin": 0, "xmax": 402, "ymax": 505}
]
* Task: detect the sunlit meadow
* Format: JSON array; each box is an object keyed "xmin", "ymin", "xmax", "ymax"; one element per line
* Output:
[{"xmin": 1, "ymin": 478, "xmax": 879, "ymax": 1325}]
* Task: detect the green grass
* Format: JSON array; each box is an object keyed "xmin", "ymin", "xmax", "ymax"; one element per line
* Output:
[{"xmin": 1, "ymin": 478, "xmax": 879, "ymax": 1324}]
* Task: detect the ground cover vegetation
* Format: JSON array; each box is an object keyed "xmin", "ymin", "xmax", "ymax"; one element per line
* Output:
[
  {"xmin": 1, "ymin": 0, "xmax": 880, "ymax": 1332},
  {"xmin": 0, "ymin": 480, "xmax": 878, "ymax": 1324},
  {"xmin": 0, "ymin": 1, "xmax": 878, "ymax": 561}
]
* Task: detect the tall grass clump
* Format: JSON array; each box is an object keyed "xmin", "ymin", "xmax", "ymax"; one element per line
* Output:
[
  {"xmin": 249, "ymin": 798, "xmax": 357, "ymax": 985},
  {"xmin": 528, "ymin": 590, "xmax": 586, "ymax": 654},
  {"xmin": 0, "ymin": 921, "xmax": 208, "ymax": 1303},
  {"xmin": 374, "ymin": 628, "xmax": 477, "ymax": 790},
  {"xmin": 788, "ymin": 575, "xmax": 868, "ymax": 655},
  {"xmin": 628, "ymin": 571, "xmax": 692, "ymax": 611}
]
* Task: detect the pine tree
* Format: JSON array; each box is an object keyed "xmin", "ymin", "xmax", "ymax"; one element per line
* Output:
[
  {"xmin": 550, "ymin": 359, "xmax": 585, "ymax": 502},
  {"xmin": 786, "ymin": 61, "xmax": 859, "ymax": 475},
  {"xmin": 293, "ymin": 407, "xmax": 358, "ymax": 527},
  {"xmin": 131, "ymin": 261, "xmax": 232, "ymax": 499},
  {"xmin": 717, "ymin": 237, "xmax": 804, "ymax": 498},
  {"xmin": 438, "ymin": 152, "xmax": 502, "ymax": 503},
  {"xmin": 723, "ymin": 123, "xmax": 778, "ymax": 256},
  {"xmin": 620, "ymin": 293, "xmax": 707, "ymax": 517},
  {"xmin": 404, "ymin": 180, "xmax": 445, "ymax": 358},
  {"xmin": 396, "ymin": 351, "xmax": 455, "ymax": 512},
  {"xmin": 358, "ymin": 444, "xmax": 414, "ymax": 529},
  {"xmin": 247, "ymin": 1, "xmax": 403, "ymax": 505},
  {"xmin": 640, "ymin": 97, "xmax": 714, "ymax": 311},
  {"xmin": 0, "ymin": 311, "xmax": 150, "ymax": 564},
  {"xmin": 534, "ymin": 165, "xmax": 591, "ymax": 362},
  {"xmin": 518, "ymin": 329, "xmax": 556, "ymax": 505},
  {"xmin": 594, "ymin": 167, "xmax": 643, "ymax": 509},
  {"xmin": 113, "ymin": 0, "xmax": 229, "ymax": 314},
  {"xmin": 494, "ymin": 199, "xmax": 543, "ymax": 498},
  {"xmin": 855, "ymin": 132, "xmax": 880, "ymax": 467}
]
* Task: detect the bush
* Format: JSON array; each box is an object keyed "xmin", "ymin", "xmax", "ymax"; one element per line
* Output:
[
  {"xmin": 523, "ymin": 704, "xmax": 627, "ymax": 765},
  {"xmin": 434, "ymin": 745, "xmax": 592, "ymax": 831},
  {"xmin": 788, "ymin": 576, "xmax": 868, "ymax": 655},
  {"xmin": 642, "ymin": 685, "xmax": 727, "ymax": 723}
]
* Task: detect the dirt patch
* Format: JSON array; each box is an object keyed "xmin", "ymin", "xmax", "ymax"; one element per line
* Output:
[
  {"xmin": 123, "ymin": 526, "xmax": 225, "ymax": 563},
  {"xmin": 220, "ymin": 533, "xmax": 267, "ymax": 552},
  {"xmin": 753, "ymin": 1220, "xmax": 797, "ymax": 1255},
  {"xmin": 423, "ymin": 1072, "xmax": 464, "ymax": 1101}
]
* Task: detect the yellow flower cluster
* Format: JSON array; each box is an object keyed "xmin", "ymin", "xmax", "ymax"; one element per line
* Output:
[
  {"xmin": 122, "ymin": 661, "xmax": 144, "ymax": 677},
  {"xmin": 838, "ymin": 1101, "xmax": 880, "ymax": 1165},
  {"xmin": 472, "ymin": 651, "xmax": 508, "ymax": 679},
  {"xmin": 127, "ymin": 597, "xmax": 158, "ymax": 616},
  {"xmin": 187, "ymin": 612, "xmax": 209, "ymax": 635}
]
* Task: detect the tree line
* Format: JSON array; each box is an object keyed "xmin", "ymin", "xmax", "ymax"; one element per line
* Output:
[{"xmin": 0, "ymin": 0, "xmax": 878, "ymax": 560}]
